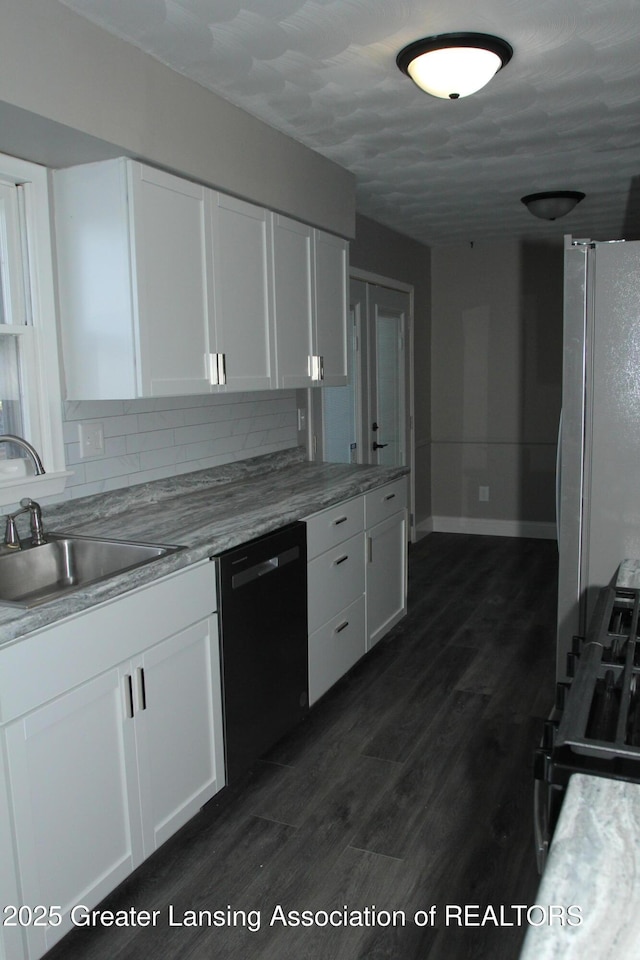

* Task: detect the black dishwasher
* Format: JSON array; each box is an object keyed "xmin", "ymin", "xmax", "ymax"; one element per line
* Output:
[{"xmin": 216, "ymin": 522, "xmax": 308, "ymax": 783}]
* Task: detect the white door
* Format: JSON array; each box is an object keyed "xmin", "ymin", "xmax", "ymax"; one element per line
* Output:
[
  {"xmin": 366, "ymin": 511, "xmax": 408, "ymax": 648},
  {"xmin": 210, "ymin": 192, "xmax": 275, "ymax": 391},
  {"xmin": 134, "ymin": 616, "xmax": 224, "ymax": 856},
  {"xmin": 4, "ymin": 668, "xmax": 142, "ymax": 956},
  {"xmin": 130, "ymin": 163, "xmax": 213, "ymax": 395},
  {"xmin": 321, "ymin": 278, "xmax": 412, "ymax": 497},
  {"xmin": 314, "ymin": 230, "xmax": 349, "ymax": 386},
  {"xmin": 368, "ymin": 286, "xmax": 408, "ymax": 468},
  {"xmin": 584, "ymin": 240, "xmax": 640, "ymax": 622},
  {"xmin": 272, "ymin": 214, "xmax": 315, "ymax": 388}
]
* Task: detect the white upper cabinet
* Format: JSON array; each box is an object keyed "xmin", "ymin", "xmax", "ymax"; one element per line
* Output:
[
  {"xmin": 209, "ymin": 192, "xmax": 275, "ymax": 391},
  {"xmin": 314, "ymin": 228, "xmax": 349, "ymax": 386},
  {"xmin": 54, "ymin": 158, "xmax": 348, "ymax": 399},
  {"xmin": 55, "ymin": 159, "xmax": 213, "ymax": 399},
  {"xmin": 272, "ymin": 214, "xmax": 349, "ymax": 388},
  {"xmin": 272, "ymin": 214, "xmax": 315, "ymax": 388}
]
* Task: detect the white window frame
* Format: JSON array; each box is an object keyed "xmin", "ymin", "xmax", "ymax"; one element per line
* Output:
[{"xmin": 0, "ymin": 153, "xmax": 69, "ymax": 508}]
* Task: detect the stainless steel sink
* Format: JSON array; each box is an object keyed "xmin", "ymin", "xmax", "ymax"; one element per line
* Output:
[{"xmin": 0, "ymin": 533, "xmax": 183, "ymax": 608}]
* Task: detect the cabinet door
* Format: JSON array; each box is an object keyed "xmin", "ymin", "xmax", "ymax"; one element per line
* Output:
[
  {"xmin": 210, "ymin": 193, "xmax": 275, "ymax": 391},
  {"xmin": 129, "ymin": 163, "xmax": 213, "ymax": 396},
  {"xmin": 272, "ymin": 214, "xmax": 315, "ymax": 388},
  {"xmin": 314, "ymin": 230, "xmax": 349, "ymax": 386},
  {"xmin": 134, "ymin": 616, "xmax": 224, "ymax": 857},
  {"xmin": 366, "ymin": 510, "xmax": 408, "ymax": 649},
  {"xmin": 4, "ymin": 669, "xmax": 141, "ymax": 957}
]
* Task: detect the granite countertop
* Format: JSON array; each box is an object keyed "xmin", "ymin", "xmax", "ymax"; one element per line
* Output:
[
  {"xmin": 519, "ymin": 773, "xmax": 640, "ymax": 959},
  {"xmin": 616, "ymin": 559, "xmax": 640, "ymax": 588},
  {"xmin": 0, "ymin": 448, "xmax": 408, "ymax": 647}
]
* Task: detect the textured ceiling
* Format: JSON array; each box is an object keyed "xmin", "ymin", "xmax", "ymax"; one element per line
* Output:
[{"xmin": 56, "ymin": 0, "xmax": 640, "ymax": 247}]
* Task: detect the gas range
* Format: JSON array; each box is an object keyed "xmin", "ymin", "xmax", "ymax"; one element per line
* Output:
[{"xmin": 534, "ymin": 573, "xmax": 640, "ymax": 871}]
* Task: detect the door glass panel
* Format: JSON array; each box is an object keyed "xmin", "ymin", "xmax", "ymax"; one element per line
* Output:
[
  {"xmin": 374, "ymin": 311, "xmax": 404, "ymax": 466},
  {"xmin": 322, "ymin": 310, "xmax": 358, "ymax": 463}
]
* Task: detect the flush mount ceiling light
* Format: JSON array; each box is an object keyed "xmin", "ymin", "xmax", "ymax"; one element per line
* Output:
[
  {"xmin": 521, "ymin": 191, "xmax": 586, "ymax": 220},
  {"xmin": 396, "ymin": 32, "xmax": 513, "ymax": 99}
]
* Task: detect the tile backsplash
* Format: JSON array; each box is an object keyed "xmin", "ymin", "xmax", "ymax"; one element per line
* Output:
[{"xmin": 62, "ymin": 391, "xmax": 298, "ymax": 500}]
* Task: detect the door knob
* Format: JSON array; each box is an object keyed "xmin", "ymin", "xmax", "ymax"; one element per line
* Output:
[{"xmin": 372, "ymin": 442, "xmax": 388, "ymax": 450}]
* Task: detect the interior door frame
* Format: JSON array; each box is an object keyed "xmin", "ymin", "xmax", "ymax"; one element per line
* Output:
[{"xmin": 310, "ymin": 268, "xmax": 415, "ymax": 542}]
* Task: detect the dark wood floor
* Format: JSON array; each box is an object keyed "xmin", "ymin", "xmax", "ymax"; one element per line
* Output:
[{"xmin": 47, "ymin": 533, "xmax": 558, "ymax": 960}]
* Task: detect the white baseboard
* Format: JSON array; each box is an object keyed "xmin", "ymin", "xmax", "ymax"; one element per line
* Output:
[
  {"xmin": 415, "ymin": 518, "xmax": 434, "ymax": 540},
  {"xmin": 422, "ymin": 516, "xmax": 557, "ymax": 541}
]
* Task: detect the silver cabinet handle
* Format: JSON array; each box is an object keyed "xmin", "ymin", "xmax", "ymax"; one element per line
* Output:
[
  {"xmin": 206, "ymin": 353, "xmax": 227, "ymax": 385},
  {"xmin": 309, "ymin": 355, "xmax": 324, "ymax": 382},
  {"xmin": 335, "ymin": 620, "xmax": 349, "ymax": 634},
  {"xmin": 384, "ymin": 493, "xmax": 396, "ymax": 501},
  {"xmin": 333, "ymin": 516, "xmax": 348, "ymax": 526},
  {"xmin": 367, "ymin": 536, "xmax": 373, "ymax": 563},
  {"xmin": 334, "ymin": 554, "xmax": 348, "ymax": 565}
]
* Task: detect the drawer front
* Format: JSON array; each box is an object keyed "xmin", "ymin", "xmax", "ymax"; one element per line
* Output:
[
  {"xmin": 364, "ymin": 477, "xmax": 408, "ymax": 528},
  {"xmin": 307, "ymin": 533, "xmax": 364, "ymax": 632},
  {"xmin": 305, "ymin": 496, "xmax": 364, "ymax": 560},
  {"xmin": 309, "ymin": 596, "xmax": 366, "ymax": 705}
]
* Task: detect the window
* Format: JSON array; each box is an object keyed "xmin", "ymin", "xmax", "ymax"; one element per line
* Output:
[{"xmin": 0, "ymin": 153, "xmax": 68, "ymax": 508}]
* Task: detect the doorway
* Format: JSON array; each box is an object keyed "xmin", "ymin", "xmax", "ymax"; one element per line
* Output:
[{"xmin": 316, "ymin": 272, "xmax": 415, "ymax": 537}]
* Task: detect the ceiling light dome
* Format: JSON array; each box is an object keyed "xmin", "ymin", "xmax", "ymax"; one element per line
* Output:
[
  {"xmin": 396, "ymin": 32, "xmax": 513, "ymax": 99},
  {"xmin": 521, "ymin": 191, "xmax": 586, "ymax": 220}
]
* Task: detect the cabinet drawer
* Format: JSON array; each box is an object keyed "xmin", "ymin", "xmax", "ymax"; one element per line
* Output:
[
  {"xmin": 305, "ymin": 496, "xmax": 364, "ymax": 560},
  {"xmin": 309, "ymin": 596, "xmax": 365, "ymax": 705},
  {"xmin": 307, "ymin": 533, "xmax": 364, "ymax": 632},
  {"xmin": 364, "ymin": 477, "xmax": 408, "ymax": 528}
]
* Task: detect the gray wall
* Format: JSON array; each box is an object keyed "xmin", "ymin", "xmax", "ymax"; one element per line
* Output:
[
  {"xmin": 431, "ymin": 239, "xmax": 563, "ymax": 536},
  {"xmin": 350, "ymin": 214, "xmax": 431, "ymax": 529},
  {"xmin": 0, "ymin": 0, "xmax": 354, "ymax": 238}
]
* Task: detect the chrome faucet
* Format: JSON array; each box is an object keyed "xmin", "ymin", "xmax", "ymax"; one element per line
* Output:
[
  {"xmin": 4, "ymin": 498, "xmax": 46, "ymax": 549},
  {"xmin": 0, "ymin": 434, "xmax": 46, "ymax": 475}
]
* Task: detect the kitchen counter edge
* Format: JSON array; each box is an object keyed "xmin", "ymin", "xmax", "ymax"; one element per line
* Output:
[
  {"xmin": 0, "ymin": 450, "xmax": 409, "ymax": 647},
  {"xmin": 519, "ymin": 772, "xmax": 640, "ymax": 959}
]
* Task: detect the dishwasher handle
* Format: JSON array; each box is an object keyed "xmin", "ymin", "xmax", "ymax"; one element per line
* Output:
[{"xmin": 231, "ymin": 546, "xmax": 300, "ymax": 589}]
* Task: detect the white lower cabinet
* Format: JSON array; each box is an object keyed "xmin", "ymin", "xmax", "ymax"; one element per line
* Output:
[
  {"xmin": 5, "ymin": 667, "xmax": 142, "ymax": 958},
  {"xmin": 304, "ymin": 477, "xmax": 408, "ymax": 704},
  {"xmin": 365, "ymin": 478, "xmax": 409, "ymax": 650},
  {"xmin": 305, "ymin": 497, "xmax": 366, "ymax": 705},
  {"xmin": 135, "ymin": 618, "xmax": 222, "ymax": 855},
  {"xmin": 307, "ymin": 533, "xmax": 365, "ymax": 631},
  {"xmin": 0, "ymin": 561, "xmax": 224, "ymax": 960},
  {"xmin": 366, "ymin": 511, "xmax": 408, "ymax": 649}
]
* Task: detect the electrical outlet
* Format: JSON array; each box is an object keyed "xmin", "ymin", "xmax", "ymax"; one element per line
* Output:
[
  {"xmin": 479, "ymin": 485, "xmax": 490, "ymax": 502},
  {"xmin": 78, "ymin": 421, "xmax": 105, "ymax": 458},
  {"xmin": 297, "ymin": 408, "xmax": 306, "ymax": 431}
]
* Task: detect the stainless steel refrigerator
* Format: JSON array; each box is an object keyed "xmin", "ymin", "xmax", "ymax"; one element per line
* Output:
[{"xmin": 557, "ymin": 234, "xmax": 640, "ymax": 680}]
